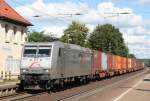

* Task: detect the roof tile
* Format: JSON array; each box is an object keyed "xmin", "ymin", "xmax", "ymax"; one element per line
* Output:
[{"xmin": 0, "ymin": 0, "xmax": 32, "ymax": 26}]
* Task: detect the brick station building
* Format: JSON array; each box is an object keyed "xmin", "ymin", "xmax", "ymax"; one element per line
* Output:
[{"xmin": 0, "ymin": 0, "xmax": 32, "ymax": 81}]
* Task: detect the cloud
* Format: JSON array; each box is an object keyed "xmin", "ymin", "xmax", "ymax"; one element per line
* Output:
[
  {"xmin": 138, "ymin": 0, "xmax": 150, "ymax": 4},
  {"xmin": 41, "ymin": 26, "xmax": 66, "ymax": 37},
  {"xmin": 15, "ymin": 1, "xmax": 150, "ymax": 58}
]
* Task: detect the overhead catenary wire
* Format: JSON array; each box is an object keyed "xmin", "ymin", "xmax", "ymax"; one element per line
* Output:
[{"xmin": 5, "ymin": 0, "xmax": 84, "ymax": 22}]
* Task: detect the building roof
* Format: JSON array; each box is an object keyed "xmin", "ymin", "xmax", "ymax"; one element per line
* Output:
[{"xmin": 0, "ymin": 0, "xmax": 32, "ymax": 26}]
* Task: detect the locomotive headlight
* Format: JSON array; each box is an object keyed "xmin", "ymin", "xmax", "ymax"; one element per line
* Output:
[
  {"xmin": 21, "ymin": 69, "xmax": 28, "ymax": 73},
  {"xmin": 22, "ymin": 69, "xmax": 26, "ymax": 72},
  {"xmin": 44, "ymin": 69, "xmax": 49, "ymax": 73}
]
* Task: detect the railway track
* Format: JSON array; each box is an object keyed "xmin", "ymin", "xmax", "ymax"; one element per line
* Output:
[
  {"xmin": 0, "ymin": 92, "xmax": 27, "ymax": 101},
  {"xmin": 0, "ymin": 84, "xmax": 18, "ymax": 99},
  {"xmin": 0, "ymin": 69, "xmax": 148, "ymax": 101},
  {"xmin": 0, "ymin": 91, "xmax": 47, "ymax": 101},
  {"xmin": 0, "ymin": 84, "xmax": 47, "ymax": 101},
  {"xmin": 10, "ymin": 92, "xmax": 47, "ymax": 101}
]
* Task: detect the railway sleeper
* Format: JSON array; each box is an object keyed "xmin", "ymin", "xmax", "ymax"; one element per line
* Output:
[{"xmin": 0, "ymin": 87, "xmax": 17, "ymax": 97}]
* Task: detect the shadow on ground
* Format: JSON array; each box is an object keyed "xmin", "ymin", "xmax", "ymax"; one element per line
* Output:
[
  {"xmin": 143, "ymin": 79, "xmax": 150, "ymax": 81},
  {"xmin": 136, "ymin": 89, "xmax": 150, "ymax": 92},
  {"xmin": 119, "ymin": 86, "xmax": 132, "ymax": 89}
]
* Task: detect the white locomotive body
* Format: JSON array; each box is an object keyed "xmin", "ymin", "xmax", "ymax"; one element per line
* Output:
[{"xmin": 20, "ymin": 41, "xmax": 92, "ymax": 90}]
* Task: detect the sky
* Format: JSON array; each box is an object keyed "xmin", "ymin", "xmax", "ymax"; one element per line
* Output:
[{"xmin": 5, "ymin": 0, "xmax": 150, "ymax": 59}]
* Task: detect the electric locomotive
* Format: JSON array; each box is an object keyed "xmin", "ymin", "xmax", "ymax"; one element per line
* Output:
[{"xmin": 20, "ymin": 41, "xmax": 92, "ymax": 90}]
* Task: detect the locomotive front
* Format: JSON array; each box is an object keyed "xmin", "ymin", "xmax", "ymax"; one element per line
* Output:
[{"xmin": 20, "ymin": 43, "xmax": 52, "ymax": 90}]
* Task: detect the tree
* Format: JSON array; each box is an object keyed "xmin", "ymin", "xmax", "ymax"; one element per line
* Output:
[
  {"xmin": 148, "ymin": 60, "xmax": 150, "ymax": 67},
  {"xmin": 42, "ymin": 34, "xmax": 59, "ymax": 42},
  {"xmin": 28, "ymin": 31, "xmax": 59, "ymax": 42},
  {"xmin": 60, "ymin": 21, "xmax": 89, "ymax": 47},
  {"xmin": 128, "ymin": 54, "xmax": 136, "ymax": 58},
  {"xmin": 88, "ymin": 24, "xmax": 129, "ymax": 57}
]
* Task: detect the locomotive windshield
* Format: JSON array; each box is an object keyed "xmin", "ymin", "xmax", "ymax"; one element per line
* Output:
[
  {"xmin": 23, "ymin": 46, "xmax": 37, "ymax": 57},
  {"xmin": 23, "ymin": 45, "xmax": 51, "ymax": 57},
  {"xmin": 37, "ymin": 46, "xmax": 51, "ymax": 57}
]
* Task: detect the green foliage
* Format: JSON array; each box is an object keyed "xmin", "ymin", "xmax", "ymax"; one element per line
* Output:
[
  {"xmin": 60, "ymin": 21, "xmax": 89, "ymax": 47},
  {"xmin": 128, "ymin": 54, "xmax": 136, "ymax": 58},
  {"xmin": 89, "ymin": 24, "xmax": 129, "ymax": 57},
  {"xmin": 139, "ymin": 59, "xmax": 149, "ymax": 67},
  {"xmin": 28, "ymin": 31, "xmax": 59, "ymax": 42}
]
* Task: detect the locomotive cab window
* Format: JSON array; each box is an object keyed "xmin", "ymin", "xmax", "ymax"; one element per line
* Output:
[
  {"xmin": 23, "ymin": 46, "xmax": 37, "ymax": 57},
  {"xmin": 37, "ymin": 46, "xmax": 51, "ymax": 57}
]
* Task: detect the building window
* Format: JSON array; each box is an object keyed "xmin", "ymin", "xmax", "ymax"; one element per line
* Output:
[
  {"xmin": 13, "ymin": 26, "xmax": 17, "ymax": 35},
  {"xmin": 5, "ymin": 24, "xmax": 9, "ymax": 38},
  {"xmin": 21, "ymin": 28, "xmax": 24, "ymax": 41},
  {"xmin": 25, "ymin": 37, "xmax": 28, "ymax": 42},
  {"xmin": 13, "ymin": 26, "xmax": 17, "ymax": 42}
]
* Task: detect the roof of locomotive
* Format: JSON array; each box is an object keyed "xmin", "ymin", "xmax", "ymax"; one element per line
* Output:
[{"xmin": 25, "ymin": 41, "xmax": 92, "ymax": 52}]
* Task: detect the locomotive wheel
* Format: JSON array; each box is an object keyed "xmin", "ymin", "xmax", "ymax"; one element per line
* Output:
[
  {"xmin": 17, "ymin": 80, "xmax": 25, "ymax": 92},
  {"xmin": 83, "ymin": 79, "xmax": 87, "ymax": 84},
  {"xmin": 45, "ymin": 80, "xmax": 53, "ymax": 91},
  {"xmin": 60, "ymin": 80, "xmax": 64, "ymax": 88},
  {"xmin": 17, "ymin": 84, "xmax": 24, "ymax": 92}
]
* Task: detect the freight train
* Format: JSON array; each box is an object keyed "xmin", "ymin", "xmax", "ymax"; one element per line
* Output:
[{"xmin": 19, "ymin": 41, "xmax": 144, "ymax": 90}]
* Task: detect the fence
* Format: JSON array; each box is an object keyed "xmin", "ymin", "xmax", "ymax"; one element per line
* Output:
[{"xmin": 5, "ymin": 57, "xmax": 20, "ymax": 80}]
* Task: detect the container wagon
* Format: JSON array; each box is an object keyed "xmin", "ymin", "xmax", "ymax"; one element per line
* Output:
[
  {"xmin": 92, "ymin": 50, "xmax": 107, "ymax": 79},
  {"xmin": 107, "ymin": 53, "xmax": 115, "ymax": 76}
]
